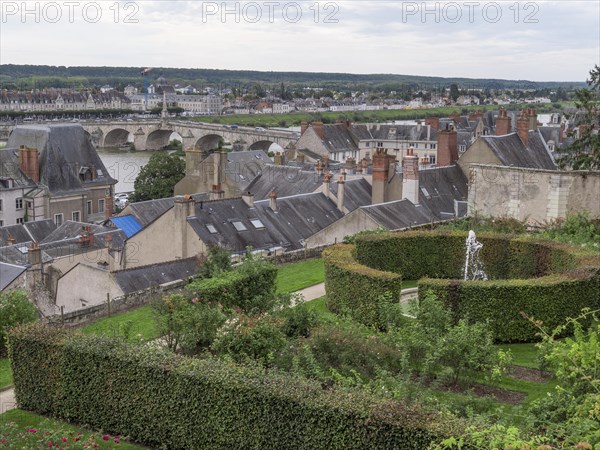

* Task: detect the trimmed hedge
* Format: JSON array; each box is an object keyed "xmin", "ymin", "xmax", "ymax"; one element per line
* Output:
[
  {"xmin": 188, "ymin": 260, "xmax": 277, "ymax": 313},
  {"xmin": 325, "ymin": 231, "xmax": 600, "ymax": 342},
  {"xmin": 323, "ymin": 245, "xmax": 403, "ymax": 327},
  {"xmin": 8, "ymin": 324, "xmax": 463, "ymax": 449}
]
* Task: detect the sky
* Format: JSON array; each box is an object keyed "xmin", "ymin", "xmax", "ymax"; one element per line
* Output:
[{"xmin": 1, "ymin": 0, "xmax": 599, "ymax": 82}]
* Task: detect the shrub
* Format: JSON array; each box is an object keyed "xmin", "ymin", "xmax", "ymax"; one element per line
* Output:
[
  {"xmin": 0, "ymin": 289, "xmax": 38, "ymax": 356},
  {"xmin": 9, "ymin": 323, "xmax": 458, "ymax": 449},
  {"xmin": 280, "ymin": 303, "xmax": 319, "ymax": 338},
  {"xmin": 198, "ymin": 245, "xmax": 232, "ymax": 278}
]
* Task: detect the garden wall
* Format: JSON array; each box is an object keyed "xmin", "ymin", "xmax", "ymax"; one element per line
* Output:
[{"xmin": 9, "ymin": 324, "xmax": 460, "ymax": 450}]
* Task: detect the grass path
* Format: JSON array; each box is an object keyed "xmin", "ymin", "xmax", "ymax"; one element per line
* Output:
[{"xmin": 0, "ymin": 358, "xmax": 12, "ymax": 390}]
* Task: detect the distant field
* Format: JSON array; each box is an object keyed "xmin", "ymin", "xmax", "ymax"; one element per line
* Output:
[{"xmin": 187, "ymin": 103, "xmax": 552, "ymax": 128}]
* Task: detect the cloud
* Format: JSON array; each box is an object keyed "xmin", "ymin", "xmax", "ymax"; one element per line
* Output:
[{"xmin": 0, "ymin": 0, "xmax": 598, "ymax": 81}]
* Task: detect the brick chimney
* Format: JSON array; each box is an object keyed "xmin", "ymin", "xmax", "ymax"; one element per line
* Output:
[
  {"xmin": 6, "ymin": 233, "xmax": 16, "ymax": 246},
  {"xmin": 211, "ymin": 150, "xmax": 227, "ymax": 200},
  {"xmin": 495, "ymin": 108, "xmax": 511, "ymax": 136},
  {"xmin": 402, "ymin": 147, "xmax": 419, "ymax": 205},
  {"xmin": 517, "ymin": 110, "xmax": 530, "ymax": 146},
  {"xmin": 104, "ymin": 190, "xmax": 113, "ymax": 219},
  {"xmin": 437, "ymin": 124, "xmax": 458, "ymax": 166},
  {"xmin": 27, "ymin": 241, "xmax": 42, "ymax": 266},
  {"xmin": 315, "ymin": 160, "xmax": 323, "ymax": 176},
  {"xmin": 18, "ymin": 145, "xmax": 40, "ymax": 183},
  {"xmin": 104, "ymin": 234, "xmax": 113, "ymax": 248},
  {"xmin": 300, "ymin": 121, "xmax": 308, "ymax": 135},
  {"xmin": 269, "ymin": 191, "xmax": 278, "ymax": 211},
  {"xmin": 242, "ymin": 191, "xmax": 254, "ymax": 208},
  {"xmin": 312, "ymin": 121, "xmax": 325, "ymax": 140},
  {"xmin": 371, "ymin": 148, "xmax": 396, "ymax": 205},
  {"xmin": 425, "ymin": 117, "xmax": 440, "ymax": 130},
  {"xmin": 336, "ymin": 176, "xmax": 345, "ymax": 213},
  {"xmin": 79, "ymin": 226, "xmax": 94, "ymax": 247}
]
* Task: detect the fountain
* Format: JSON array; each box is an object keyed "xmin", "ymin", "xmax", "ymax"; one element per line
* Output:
[{"xmin": 464, "ymin": 230, "xmax": 488, "ymax": 281}]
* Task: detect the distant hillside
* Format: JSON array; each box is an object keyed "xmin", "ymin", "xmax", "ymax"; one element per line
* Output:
[{"xmin": 0, "ymin": 64, "xmax": 586, "ymax": 91}]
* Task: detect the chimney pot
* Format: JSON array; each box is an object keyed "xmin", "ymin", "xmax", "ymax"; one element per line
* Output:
[{"xmin": 269, "ymin": 191, "xmax": 278, "ymax": 211}]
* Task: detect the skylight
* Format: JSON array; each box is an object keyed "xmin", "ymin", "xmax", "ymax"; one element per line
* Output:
[
  {"xmin": 250, "ymin": 219, "xmax": 265, "ymax": 229},
  {"xmin": 206, "ymin": 224, "xmax": 218, "ymax": 234},
  {"xmin": 420, "ymin": 187, "xmax": 431, "ymax": 199},
  {"xmin": 232, "ymin": 221, "xmax": 247, "ymax": 232}
]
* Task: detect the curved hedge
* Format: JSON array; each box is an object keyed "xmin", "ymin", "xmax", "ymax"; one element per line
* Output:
[
  {"xmin": 8, "ymin": 324, "xmax": 463, "ymax": 449},
  {"xmin": 324, "ymin": 231, "xmax": 600, "ymax": 342},
  {"xmin": 323, "ymin": 245, "xmax": 403, "ymax": 327}
]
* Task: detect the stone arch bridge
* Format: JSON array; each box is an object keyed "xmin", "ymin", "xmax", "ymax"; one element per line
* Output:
[{"xmin": 0, "ymin": 120, "xmax": 299, "ymax": 152}]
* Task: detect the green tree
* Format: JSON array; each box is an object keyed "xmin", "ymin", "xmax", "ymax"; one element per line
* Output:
[
  {"xmin": 449, "ymin": 84, "xmax": 460, "ymax": 102},
  {"xmin": 559, "ymin": 65, "xmax": 600, "ymax": 170},
  {"xmin": 0, "ymin": 290, "xmax": 38, "ymax": 356},
  {"xmin": 129, "ymin": 152, "xmax": 185, "ymax": 202}
]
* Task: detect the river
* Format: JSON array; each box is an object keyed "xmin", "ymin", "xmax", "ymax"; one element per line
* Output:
[{"xmin": 96, "ymin": 147, "xmax": 152, "ymax": 194}]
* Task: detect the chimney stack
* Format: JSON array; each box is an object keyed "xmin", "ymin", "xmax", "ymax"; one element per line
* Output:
[
  {"xmin": 104, "ymin": 190, "xmax": 113, "ymax": 219},
  {"xmin": 79, "ymin": 226, "xmax": 94, "ymax": 247},
  {"xmin": 174, "ymin": 195, "xmax": 195, "ymax": 259},
  {"xmin": 27, "ymin": 241, "xmax": 42, "ymax": 266},
  {"xmin": 559, "ymin": 122, "xmax": 565, "ymax": 144},
  {"xmin": 104, "ymin": 234, "xmax": 113, "ymax": 249},
  {"xmin": 495, "ymin": 108, "xmax": 511, "ymax": 136},
  {"xmin": 437, "ymin": 124, "xmax": 459, "ymax": 166},
  {"xmin": 18, "ymin": 145, "xmax": 40, "ymax": 183},
  {"xmin": 402, "ymin": 147, "xmax": 419, "ymax": 205},
  {"xmin": 517, "ymin": 110, "xmax": 530, "ymax": 146},
  {"xmin": 242, "ymin": 191, "xmax": 254, "ymax": 208},
  {"xmin": 336, "ymin": 176, "xmax": 345, "ymax": 213},
  {"xmin": 312, "ymin": 121, "xmax": 325, "ymax": 140},
  {"xmin": 210, "ymin": 150, "xmax": 227, "ymax": 200},
  {"xmin": 315, "ymin": 160, "xmax": 323, "ymax": 176},
  {"xmin": 274, "ymin": 152, "xmax": 283, "ymax": 165},
  {"xmin": 371, "ymin": 148, "xmax": 396, "ymax": 205},
  {"xmin": 6, "ymin": 233, "xmax": 16, "ymax": 246},
  {"xmin": 296, "ymin": 152, "xmax": 305, "ymax": 164},
  {"xmin": 269, "ymin": 191, "xmax": 278, "ymax": 211},
  {"xmin": 323, "ymin": 171, "xmax": 332, "ymax": 199},
  {"xmin": 425, "ymin": 116, "xmax": 440, "ymax": 130},
  {"xmin": 528, "ymin": 108, "xmax": 538, "ymax": 131},
  {"xmin": 300, "ymin": 121, "xmax": 308, "ymax": 136}
]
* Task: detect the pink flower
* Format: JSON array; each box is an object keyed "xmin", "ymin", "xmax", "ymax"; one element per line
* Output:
[
  {"xmin": 27, "ymin": 429, "xmax": 37, "ymax": 433},
  {"xmin": 114, "ymin": 438, "xmax": 120, "ymax": 444},
  {"xmin": 62, "ymin": 438, "xmax": 68, "ymax": 442},
  {"xmin": 102, "ymin": 435, "xmax": 110, "ymax": 441},
  {"xmin": 47, "ymin": 443, "xmax": 53, "ymax": 447},
  {"xmin": 191, "ymin": 297, "xmax": 199, "ymax": 304}
]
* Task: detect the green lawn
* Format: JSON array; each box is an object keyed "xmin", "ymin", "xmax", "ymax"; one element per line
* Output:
[
  {"xmin": 276, "ymin": 258, "xmax": 325, "ymax": 293},
  {"xmin": 0, "ymin": 409, "xmax": 147, "ymax": 449},
  {"xmin": 81, "ymin": 305, "xmax": 158, "ymax": 341},
  {"xmin": 497, "ymin": 342, "xmax": 540, "ymax": 369},
  {"xmin": 0, "ymin": 358, "xmax": 12, "ymax": 390}
]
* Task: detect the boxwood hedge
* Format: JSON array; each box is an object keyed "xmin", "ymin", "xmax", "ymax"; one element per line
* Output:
[
  {"xmin": 8, "ymin": 324, "xmax": 463, "ymax": 450},
  {"xmin": 324, "ymin": 231, "xmax": 600, "ymax": 342},
  {"xmin": 323, "ymin": 245, "xmax": 403, "ymax": 327}
]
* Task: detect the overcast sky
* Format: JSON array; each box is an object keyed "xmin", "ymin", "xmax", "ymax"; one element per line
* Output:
[{"xmin": 1, "ymin": 1, "xmax": 598, "ymax": 82}]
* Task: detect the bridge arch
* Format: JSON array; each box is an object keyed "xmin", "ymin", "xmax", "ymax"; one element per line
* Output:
[
  {"xmin": 248, "ymin": 140, "xmax": 277, "ymax": 152},
  {"xmin": 146, "ymin": 129, "xmax": 182, "ymax": 150},
  {"xmin": 104, "ymin": 128, "xmax": 132, "ymax": 148},
  {"xmin": 194, "ymin": 134, "xmax": 224, "ymax": 151}
]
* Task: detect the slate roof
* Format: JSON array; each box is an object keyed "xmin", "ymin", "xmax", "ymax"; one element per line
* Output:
[
  {"xmin": 5, "ymin": 124, "xmax": 117, "ymax": 195},
  {"xmin": 320, "ymin": 124, "xmax": 360, "ymax": 153},
  {"xmin": 113, "ymin": 257, "xmax": 200, "ymax": 294},
  {"xmin": 121, "ymin": 193, "xmax": 209, "ymax": 227},
  {"xmin": 0, "ymin": 242, "xmax": 52, "ymax": 266},
  {"xmin": 480, "ymin": 132, "xmax": 557, "ymax": 170},
  {"xmin": 0, "ymin": 220, "xmax": 57, "ymax": 246},
  {"xmin": 418, "ymin": 165, "xmax": 469, "ymax": 220},
  {"xmin": 359, "ymin": 124, "xmax": 438, "ymax": 142},
  {"xmin": 0, "ymin": 261, "xmax": 27, "ymax": 290},
  {"xmin": 0, "ymin": 148, "xmax": 37, "ymax": 188},
  {"xmin": 361, "ymin": 200, "xmax": 433, "ymax": 230},
  {"xmin": 329, "ymin": 178, "xmax": 372, "ymax": 212},
  {"xmin": 226, "ymin": 150, "xmax": 270, "ymax": 190},
  {"xmin": 40, "ymin": 221, "xmax": 115, "ymax": 244},
  {"xmin": 245, "ymin": 165, "xmax": 323, "ymax": 200},
  {"xmin": 188, "ymin": 193, "xmax": 343, "ymax": 254}
]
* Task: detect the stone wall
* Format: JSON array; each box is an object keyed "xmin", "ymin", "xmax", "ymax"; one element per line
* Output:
[{"xmin": 468, "ymin": 164, "xmax": 600, "ymax": 223}]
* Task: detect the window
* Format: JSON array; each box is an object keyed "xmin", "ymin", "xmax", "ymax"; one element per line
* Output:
[
  {"xmin": 26, "ymin": 201, "xmax": 32, "ymax": 209},
  {"xmin": 15, "ymin": 198, "xmax": 23, "ymax": 210},
  {"xmin": 54, "ymin": 213, "xmax": 63, "ymax": 226},
  {"xmin": 0, "ymin": 199, "xmax": 3, "ymax": 211},
  {"xmin": 206, "ymin": 224, "xmax": 218, "ymax": 234},
  {"xmin": 232, "ymin": 221, "xmax": 247, "ymax": 232},
  {"xmin": 0, "ymin": 220, "xmax": 3, "ymax": 227},
  {"xmin": 377, "ymin": 142, "xmax": 383, "ymax": 148},
  {"xmin": 87, "ymin": 201, "xmax": 92, "ymax": 215},
  {"xmin": 98, "ymin": 199, "xmax": 105, "ymax": 213},
  {"xmin": 429, "ymin": 155, "xmax": 436, "ymax": 165},
  {"xmin": 72, "ymin": 211, "xmax": 81, "ymax": 222},
  {"xmin": 16, "ymin": 217, "xmax": 24, "ymax": 224},
  {"xmin": 250, "ymin": 219, "xmax": 265, "ymax": 229}
]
